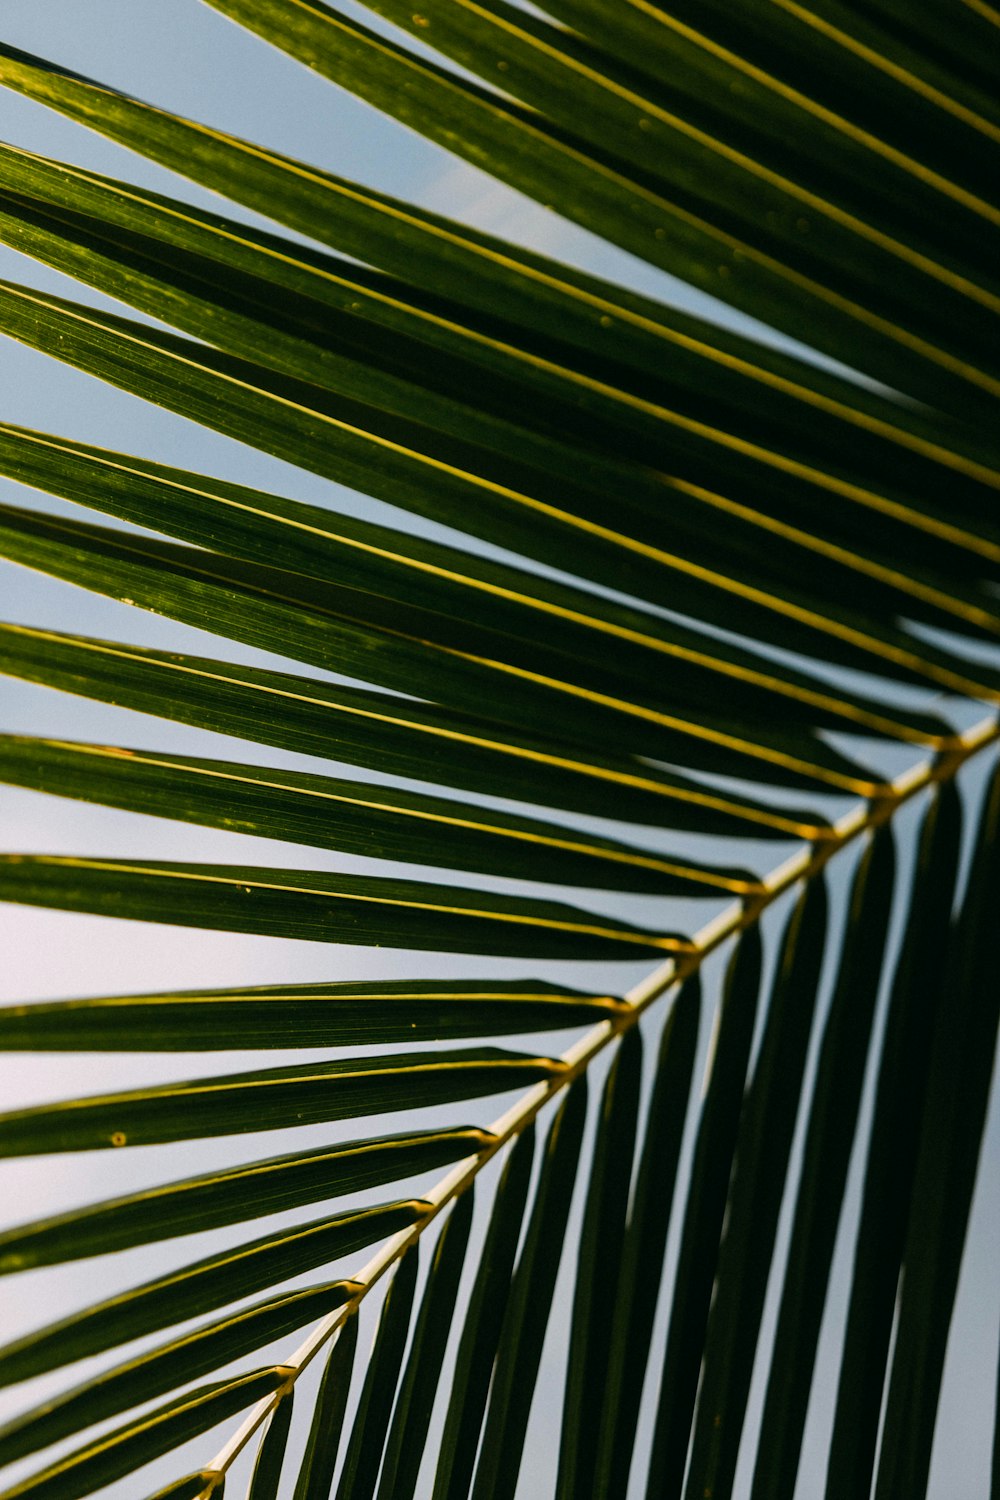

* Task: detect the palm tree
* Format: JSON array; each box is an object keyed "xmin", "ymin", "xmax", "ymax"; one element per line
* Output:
[{"xmin": 0, "ymin": 3, "xmax": 997, "ymax": 1497}]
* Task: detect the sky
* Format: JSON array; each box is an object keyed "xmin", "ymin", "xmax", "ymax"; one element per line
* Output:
[{"xmin": 0, "ymin": 5, "xmax": 996, "ymax": 1499}]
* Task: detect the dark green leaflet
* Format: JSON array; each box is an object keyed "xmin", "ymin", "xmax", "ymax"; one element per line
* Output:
[
  {"xmin": 0, "ymin": 1048, "xmax": 561, "ymax": 1157},
  {"xmin": 431, "ymin": 1129, "xmax": 536, "ymax": 1500},
  {"xmin": 0, "ymin": 734, "xmax": 760, "ymax": 898},
  {"xmin": 0, "ymin": 854, "xmax": 684, "ymax": 961},
  {"xmin": 685, "ymin": 875, "xmax": 829, "ymax": 1500},
  {"xmin": 875, "ymin": 761, "xmax": 1000, "ymax": 1498},
  {"xmin": 0, "ymin": 1127, "xmax": 488, "ymax": 1271},
  {"xmin": 1, "ymin": 1369, "xmax": 284, "ymax": 1500},
  {"xmin": 471, "ymin": 1081, "xmax": 588, "ymax": 1500},
  {"xmin": 334, "ymin": 1248, "xmax": 419, "ymax": 1500},
  {"xmin": 0, "ymin": 1284, "xmax": 346, "ymax": 1468},
  {"xmin": 645, "ymin": 926, "xmax": 762, "ymax": 1500},
  {"xmin": 375, "ymin": 1192, "xmax": 476, "ymax": 1500},
  {"xmin": 828, "ymin": 0, "xmax": 1000, "ymax": 101},
  {"xmin": 246, "ymin": 1394, "xmax": 294, "ymax": 1500},
  {"xmin": 557, "ymin": 1028, "xmax": 642, "ymax": 1500},
  {"xmin": 750, "ymin": 829, "xmax": 896, "ymax": 1500},
  {"xmin": 0, "ymin": 622, "xmax": 836, "ymax": 840},
  {"xmin": 594, "ymin": 978, "xmax": 701, "ymax": 1497},
  {"xmin": 825, "ymin": 784, "xmax": 962, "ymax": 1500},
  {"xmin": 0, "ymin": 1202, "xmax": 415, "ymax": 1387},
  {"xmin": 292, "ymin": 1314, "xmax": 358, "ymax": 1500},
  {"xmin": 143, "ymin": 1472, "xmax": 223, "ymax": 1500},
  {"xmin": 0, "ymin": 981, "xmax": 618, "ymax": 1053}
]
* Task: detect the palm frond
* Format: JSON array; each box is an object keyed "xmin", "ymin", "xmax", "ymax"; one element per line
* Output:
[{"xmin": 0, "ymin": 4, "xmax": 997, "ymax": 1498}]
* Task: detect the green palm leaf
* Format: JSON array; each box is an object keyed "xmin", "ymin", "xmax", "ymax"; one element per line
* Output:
[{"xmin": 0, "ymin": 4, "xmax": 997, "ymax": 1498}]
